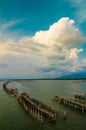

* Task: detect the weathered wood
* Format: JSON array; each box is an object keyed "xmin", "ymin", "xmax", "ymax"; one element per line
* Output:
[
  {"xmin": 74, "ymin": 93, "xmax": 86, "ymax": 101},
  {"xmin": 52, "ymin": 96, "xmax": 86, "ymax": 112},
  {"xmin": 3, "ymin": 81, "xmax": 62, "ymax": 123}
]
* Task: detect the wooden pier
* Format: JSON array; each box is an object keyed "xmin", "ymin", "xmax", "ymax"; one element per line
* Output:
[
  {"xmin": 74, "ymin": 93, "xmax": 86, "ymax": 101},
  {"xmin": 52, "ymin": 95, "xmax": 86, "ymax": 113},
  {"xmin": 3, "ymin": 82, "xmax": 66, "ymax": 123}
]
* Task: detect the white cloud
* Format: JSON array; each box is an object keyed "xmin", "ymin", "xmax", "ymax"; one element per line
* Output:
[
  {"xmin": 68, "ymin": 0, "xmax": 83, "ymax": 6},
  {"xmin": 0, "ymin": 17, "xmax": 85, "ymax": 78},
  {"xmin": 1, "ymin": 20, "xmax": 19, "ymax": 29},
  {"xmin": 33, "ymin": 17, "xmax": 85, "ymax": 48},
  {"xmin": 67, "ymin": 0, "xmax": 86, "ymax": 24},
  {"xmin": 67, "ymin": 48, "xmax": 83, "ymax": 60},
  {"xmin": 0, "ymin": 19, "xmax": 24, "ymax": 42},
  {"xmin": 18, "ymin": 17, "xmax": 85, "ymax": 58},
  {"xmin": 76, "ymin": 9, "xmax": 86, "ymax": 24}
]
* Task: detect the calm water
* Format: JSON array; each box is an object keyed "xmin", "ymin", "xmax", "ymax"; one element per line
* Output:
[{"xmin": 0, "ymin": 80, "xmax": 86, "ymax": 130}]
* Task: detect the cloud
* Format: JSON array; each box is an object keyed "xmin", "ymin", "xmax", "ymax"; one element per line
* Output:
[
  {"xmin": 0, "ymin": 17, "xmax": 85, "ymax": 78},
  {"xmin": 66, "ymin": 48, "xmax": 83, "ymax": 60},
  {"xmin": 76, "ymin": 9, "xmax": 86, "ymax": 24},
  {"xmin": 0, "ymin": 19, "xmax": 24, "ymax": 42},
  {"xmin": 0, "ymin": 19, "xmax": 21, "ymax": 30},
  {"xmin": 33, "ymin": 17, "xmax": 85, "ymax": 48},
  {"xmin": 17, "ymin": 17, "xmax": 85, "ymax": 58},
  {"xmin": 68, "ymin": 0, "xmax": 83, "ymax": 6},
  {"xmin": 67, "ymin": 0, "xmax": 86, "ymax": 24}
]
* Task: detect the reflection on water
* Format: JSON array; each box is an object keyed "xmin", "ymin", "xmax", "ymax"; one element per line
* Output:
[{"xmin": 0, "ymin": 80, "xmax": 86, "ymax": 130}]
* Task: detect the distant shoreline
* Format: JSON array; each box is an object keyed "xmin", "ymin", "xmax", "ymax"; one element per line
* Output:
[{"xmin": 0, "ymin": 78, "xmax": 86, "ymax": 81}]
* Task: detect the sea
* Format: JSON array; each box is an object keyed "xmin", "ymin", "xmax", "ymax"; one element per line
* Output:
[{"xmin": 0, "ymin": 80, "xmax": 86, "ymax": 130}]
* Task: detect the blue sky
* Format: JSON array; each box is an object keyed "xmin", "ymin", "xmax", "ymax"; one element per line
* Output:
[{"xmin": 0, "ymin": 0, "xmax": 86, "ymax": 79}]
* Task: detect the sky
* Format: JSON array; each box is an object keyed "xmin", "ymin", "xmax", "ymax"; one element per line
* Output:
[{"xmin": 0, "ymin": 0, "xmax": 86, "ymax": 79}]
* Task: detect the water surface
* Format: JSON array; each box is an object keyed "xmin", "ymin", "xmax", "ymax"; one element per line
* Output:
[{"xmin": 0, "ymin": 80, "xmax": 86, "ymax": 130}]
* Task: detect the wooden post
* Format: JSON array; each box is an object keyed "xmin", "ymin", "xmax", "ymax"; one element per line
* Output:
[
  {"xmin": 63, "ymin": 111, "xmax": 66, "ymax": 119},
  {"xmin": 82, "ymin": 105, "xmax": 84, "ymax": 113}
]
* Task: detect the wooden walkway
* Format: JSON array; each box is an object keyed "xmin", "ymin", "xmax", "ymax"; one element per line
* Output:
[
  {"xmin": 74, "ymin": 93, "xmax": 86, "ymax": 101},
  {"xmin": 3, "ymin": 82, "xmax": 66, "ymax": 123},
  {"xmin": 52, "ymin": 95, "xmax": 86, "ymax": 112}
]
